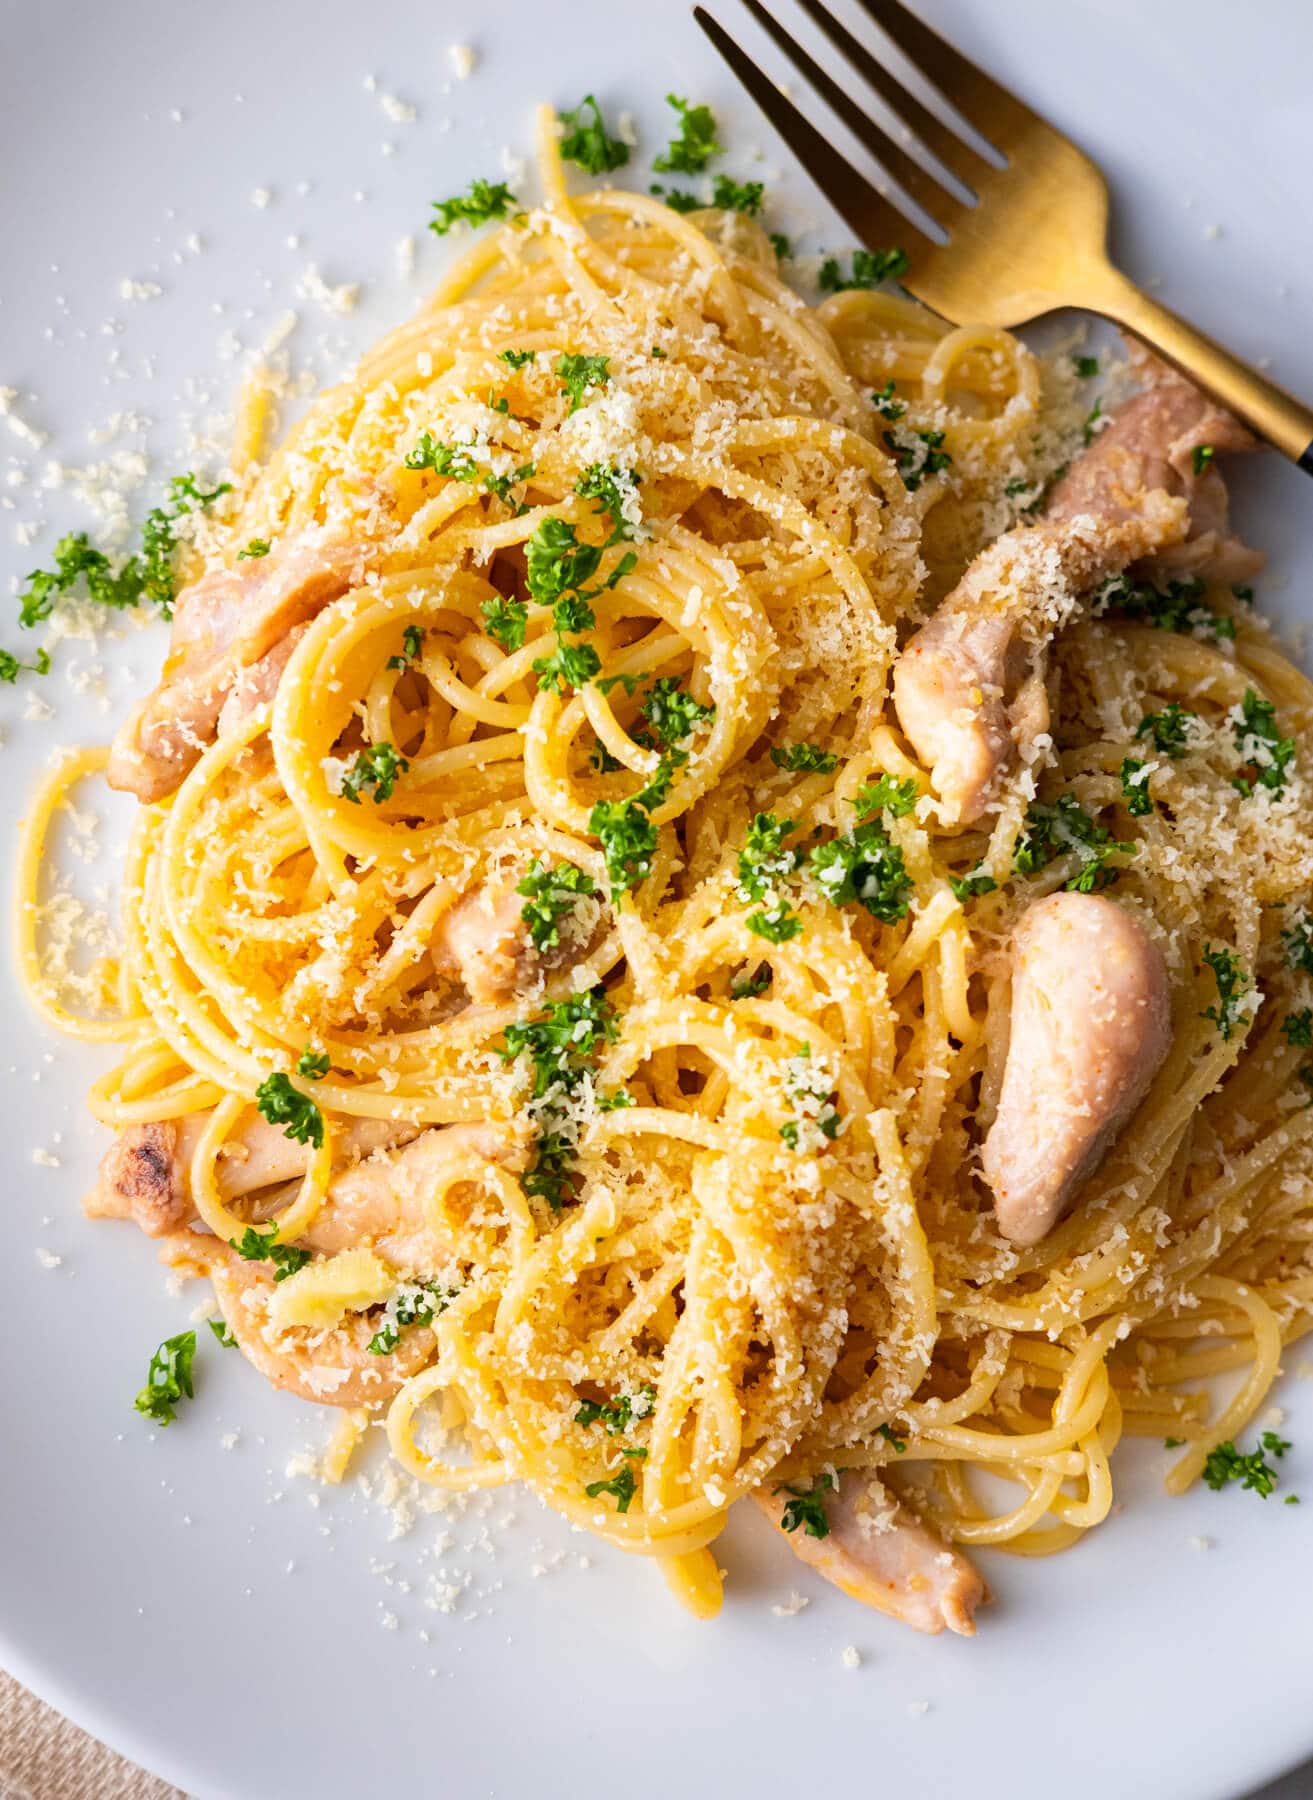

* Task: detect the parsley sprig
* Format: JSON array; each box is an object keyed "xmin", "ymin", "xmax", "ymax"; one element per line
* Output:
[
  {"xmin": 499, "ymin": 988, "xmax": 619, "ymax": 1210},
  {"xmin": 819, "ymin": 247, "xmax": 909, "ymax": 292},
  {"xmin": 1095, "ymin": 571, "xmax": 1236, "ymax": 645},
  {"xmin": 229, "ymin": 1223, "xmax": 312, "ymax": 1282},
  {"xmin": 883, "ymin": 427, "xmax": 951, "ymax": 491},
  {"xmin": 736, "ymin": 813, "xmax": 803, "ymax": 944},
  {"xmin": 367, "ymin": 1283, "xmax": 454, "ymax": 1355},
  {"xmin": 556, "ymin": 353, "xmax": 610, "ymax": 414},
  {"xmin": 653, "ymin": 95, "xmax": 720, "ymax": 174},
  {"xmin": 341, "ymin": 742, "xmax": 408, "ymax": 805},
  {"xmin": 1203, "ymin": 1430, "xmax": 1292, "ymax": 1498},
  {"xmin": 516, "ymin": 858, "xmax": 597, "ymax": 953},
  {"xmin": 558, "ymin": 94, "xmax": 630, "ymax": 175},
  {"xmin": 774, "ymin": 1471, "xmax": 836, "ymax": 1539},
  {"xmin": 134, "ymin": 1330, "xmax": 197, "ymax": 1426},
  {"xmin": 1200, "ymin": 945, "xmax": 1253, "ymax": 1041},
  {"xmin": 1230, "ymin": 688, "xmax": 1297, "ymax": 798},
  {"xmin": 429, "ymin": 178, "xmax": 517, "ymax": 236},
  {"xmin": 1015, "ymin": 794, "xmax": 1135, "ymax": 893},
  {"xmin": 254, "ymin": 1072, "xmax": 325, "ymax": 1150}
]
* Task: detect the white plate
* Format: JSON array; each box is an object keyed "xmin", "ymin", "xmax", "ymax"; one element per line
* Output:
[{"xmin": 2, "ymin": 4, "xmax": 1312, "ymax": 1797}]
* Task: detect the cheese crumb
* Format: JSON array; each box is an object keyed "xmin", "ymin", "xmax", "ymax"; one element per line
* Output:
[
  {"xmin": 840, "ymin": 1645, "xmax": 861, "ymax": 1669},
  {"xmin": 31, "ymin": 1147, "xmax": 61, "ymax": 1168},
  {"xmin": 448, "ymin": 43, "xmax": 476, "ymax": 80},
  {"xmin": 250, "ymin": 187, "xmax": 272, "ymax": 209},
  {"xmin": 296, "ymin": 265, "xmax": 360, "ymax": 317},
  {"xmin": 771, "ymin": 1591, "xmax": 810, "ymax": 1618},
  {"xmin": 35, "ymin": 1248, "xmax": 62, "ymax": 1269}
]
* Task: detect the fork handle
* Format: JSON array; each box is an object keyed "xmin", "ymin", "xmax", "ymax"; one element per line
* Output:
[{"xmin": 1083, "ymin": 264, "xmax": 1313, "ymax": 472}]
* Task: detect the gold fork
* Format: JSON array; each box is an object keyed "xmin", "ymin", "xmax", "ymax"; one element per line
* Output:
[{"xmin": 694, "ymin": 0, "xmax": 1313, "ymax": 471}]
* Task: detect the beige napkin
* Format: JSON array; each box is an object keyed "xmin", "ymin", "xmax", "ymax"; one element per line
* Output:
[{"xmin": 0, "ymin": 1670, "xmax": 186, "ymax": 1800}]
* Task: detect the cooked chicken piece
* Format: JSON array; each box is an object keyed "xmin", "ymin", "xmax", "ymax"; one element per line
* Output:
[
  {"xmin": 893, "ymin": 498, "xmax": 1182, "ymax": 824},
  {"xmin": 160, "ymin": 1230, "xmax": 436, "ymax": 1408},
  {"xmin": 1048, "ymin": 342, "xmax": 1263, "ymax": 585},
  {"xmin": 893, "ymin": 351, "xmax": 1262, "ymax": 826},
  {"xmin": 215, "ymin": 622, "xmax": 308, "ymax": 737},
  {"xmin": 295, "ymin": 1121, "xmax": 530, "ymax": 1268},
  {"xmin": 88, "ymin": 1114, "xmax": 527, "ymax": 1270},
  {"xmin": 981, "ymin": 892, "xmax": 1172, "ymax": 1246},
  {"xmin": 756, "ymin": 1471, "xmax": 985, "ymax": 1636},
  {"xmin": 107, "ymin": 529, "xmax": 367, "ymax": 803},
  {"xmin": 433, "ymin": 873, "xmax": 606, "ymax": 1005},
  {"xmin": 85, "ymin": 1113, "xmax": 417, "ymax": 1237}
]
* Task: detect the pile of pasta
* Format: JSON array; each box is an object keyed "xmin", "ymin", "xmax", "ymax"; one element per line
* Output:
[{"xmin": 25, "ymin": 110, "xmax": 1313, "ymax": 1616}]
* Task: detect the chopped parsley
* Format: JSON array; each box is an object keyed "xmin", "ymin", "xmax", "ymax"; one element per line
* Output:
[
  {"xmin": 575, "ymin": 462, "xmax": 641, "ymax": 543},
  {"xmin": 499, "ymin": 348, "xmax": 535, "ymax": 369},
  {"xmin": 0, "ymin": 647, "xmax": 50, "ymax": 684},
  {"xmin": 1281, "ymin": 1009, "xmax": 1313, "ymax": 1048},
  {"xmin": 429, "ymin": 178, "xmax": 517, "ymax": 236},
  {"xmin": 653, "ymin": 94, "xmax": 720, "ymax": 175},
  {"xmin": 229, "ymin": 1224, "xmax": 312, "ymax": 1282},
  {"xmin": 1083, "ymin": 399, "xmax": 1103, "ymax": 444},
  {"xmin": 818, "ymin": 247, "xmax": 909, "ymax": 292},
  {"xmin": 208, "ymin": 1318, "xmax": 236, "ymax": 1348},
  {"xmin": 1072, "ymin": 354, "xmax": 1099, "ymax": 378},
  {"xmin": 134, "ymin": 1331, "xmax": 197, "ymax": 1426},
  {"xmin": 809, "ymin": 817, "xmax": 912, "ymax": 923},
  {"xmin": 730, "ymin": 963, "xmax": 772, "ymax": 999},
  {"xmin": 526, "ymin": 517, "xmax": 621, "ymax": 610},
  {"xmin": 650, "ymin": 184, "xmax": 702, "ymax": 213},
  {"xmin": 779, "ymin": 1044, "xmax": 842, "ymax": 1151},
  {"xmin": 340, "ymin": 742, "xmax": 408, "ymax": 804},
  {"xmin": 949, "ymin": 870, "xmax": 998, "ymax": 903},
  {"xmin": 367, "ymin": 1283, "xmax": 453, "ymax": 1355},
  {"xmin": 853, "ymin": 774, "xmax": 918, "ymax": 819},
  {"xmin": 516, "ymin": 858, "xmax": 597, "ymax": 952},
  {"xmin": 140, "ymin": 474, "xmax": 232, "ymax": 616},
  {"xmin": 1230, "ymin": 688, "xmax": 1297, "ymax": 798},
  {"xmin": 1283, "ymin": 912, "xmax": 1313, "ymax": 976},
  {"xmin": 1136, "ymin": 702, "xmax": 1197, "ymax": 757},
  {"xmin": 769, "ymin": 232, "xmax": 792, "ymax": 261},
  {"xmin": 775, "ymin": 1471, "xmax": 836, "ymax": 1539},
  {"xmin": 639, "ymin": 677, "xmax": 714, "ymax": 748},
  {"xmin": 1200, "ymin": 945, "xmax": 1253, "ymax": 1041},
  {"xmin": 558, "ymin": 94, "xmax": 630, "ymax": 175},
  {"xmin": 556, "ymin": 352, "xmax": 611, "ymax": 414},
  {"xmin": 499, "ymin": 988, "xmax": 618, "ymax": 1101},
  {"xmin": 387, "ymin": 624, "xmax": 426, "ymax": 671},
  {"xmin": 877, "ymin": 1422, "xmax": 908, "ymax": 1453},
  {"xmin": 1095, "ymin": 572, "xmax": 1235, "ymax": 644},
  {"xmin": 1202, "ymin": 1429, "xmax": 1291, "ymax": 1498},
  {"xmin": 237, "ymin": 538, "xmax": 271, "ymax": 560},
  {"xmin": 1015, "ymin": 794, "xmax": 1135, "ymax": 893},
  {"xmin": 589, "ymin": 796, "xmax": 660, "ymax": 900},
  {"xmin": 575, "ymin": 1385, "xmax": 656, "ymax": 1435},
  {"xmin": 736, "ymin": 812, "xmax": 803, "ymax": 943},
  {"xmin": 1191, "ymin": 444, "xmax": 1215, "ymax": 477},
  {"xmin": 254, "ymin": 1072, "xmax": 325, "ymax": 1149},
  {"xmin": 21, "ymin": 474, "xmax": 229, "ymax": 629},
  {"xmin": 1120, "ymin": 757, "xmax": 1154, "ymax": 816},
  {"xmin": 710, "ymin": 175, "xmax": 764, "ymax": 216},
  {"xmin": 482, "ymin": 596, "xmax": 528, "ymax": 652},
  {"xmin": 883, "ymin": 427, "xmax": 951, "ymax": 491},
  {"xmin": 296, "ymin": 1046, "xmax": 331, "ymax": 1080},
  {"xmin": 770, "ymin": 743, "xmax": 838, "ymax": 774},
  {"xmin": 404, "ymin": 434, "xmax": 479, "ymax": 478},
  {"xmin": 532, "ymin": 638, "xmax": 603, "ymax": 694},
  {"xmin": 871, "ymin": 380, "xmax": 905, "ymax": 422},
  {"xmin": 584, "ymin": 1465, "xmax": 637, "ymax": 1512}
]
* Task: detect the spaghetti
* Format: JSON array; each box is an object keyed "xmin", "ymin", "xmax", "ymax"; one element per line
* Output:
[{"xmin": 20, "ymin": 106, "xmax": 1313, "ymax": 1626}]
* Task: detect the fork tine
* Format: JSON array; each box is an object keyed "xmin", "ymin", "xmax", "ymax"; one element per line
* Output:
[
  {"xmin": 736, "ymin": 0, "xmax": 968, "ymax": 228},
  {"xmin": 853, "ymin": 0, "xmax": 1043, "ymax": 150},
  {"xmin": 692, "ymin": 6, "xmax": 936, "ymax": 260},
  {"xmin": 792, "ymin": 0, "xmax": 991, "ymax": 188}
]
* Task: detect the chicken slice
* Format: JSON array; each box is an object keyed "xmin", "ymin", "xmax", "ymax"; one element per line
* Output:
[
  {"xmin": 107, "ymin": 528, "xmax": 367, "ymax": 803},
  {"xmin": 893, "ymin": 352, "xmax": 1261, "ymax": 825},
  {"xmin": 1047, "ymin": 341, "xmax": 1263, "ymax": 585},
  {"xmin": 160, "ymin": 1229, "xmax": 436, "ymax": 1408},
  {"xmin": 981, "ymin": 892, "xmax": 1172, "ymax": 1246},
  {"xmin": 756, "ymin": 1471, "xmax": 985, "ymax": 1636},
  {"xmin": 433, "ymin": 873, "xmax": 606, "ymax": 1006},
  {"xmin": 85, "ymin": 1112, "xmax": 417, "ymax": 1238},
  {"xmin": 87, "ymin": 1115, "xmax": 527, "ymax": 1272}
]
